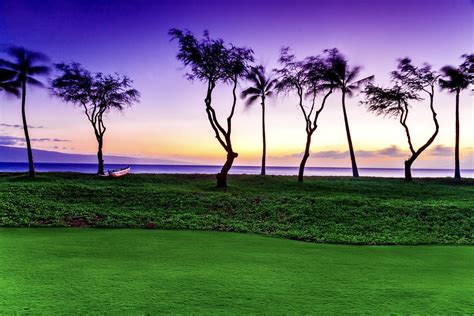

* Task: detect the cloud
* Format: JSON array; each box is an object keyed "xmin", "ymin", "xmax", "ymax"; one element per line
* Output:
[
  {"xmin": 271, "ymin": 145, "xmax": 474, "ymax": 163},
  {"xmin": 0, "ymin": 136, "xmax": 23, "ymax": 146},
  {"xmin": 429, "ymin": 145, "xmax": 453, "ymax": 157},
  {"xmin": 0, "ymin": 123, "xmax": 44, "ymax": 129},
  {"xmin": 313, "ymin": 146, "xmax": 406, "ymax": 160},
  {"xmin": 313, "ymin": 150, "xmax": 348, "ymax": 159},
  {"xmin": 273, "ymin": 145, "xmax": 408, "ymax": 160},
  {"xmin": 0, "ymin": 135, "xmax": 70, "ymax": 146},
  {"xmin": 357, "ymin": 145, "xmax": 406, "ymax": 158},
  {"xmin": 31, "ymin": 138, "xmax": 70, "ymax": 143}
]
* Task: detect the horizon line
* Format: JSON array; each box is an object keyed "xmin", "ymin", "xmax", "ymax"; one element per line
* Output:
[{"xmin": 0, "ymin": 161, "xmax": 472, "ymax": 172}]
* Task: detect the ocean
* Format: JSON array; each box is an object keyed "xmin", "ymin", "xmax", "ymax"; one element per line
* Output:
[{"xmin": 0, "ymin": 162, "xmax": 472, "ymax": 178}]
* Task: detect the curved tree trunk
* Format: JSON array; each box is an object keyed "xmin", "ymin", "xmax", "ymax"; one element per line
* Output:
[
  {"xmin": 341, "ymin": 91, "xmax": 359, "ymax": 177},
  {"xmin": 21, "ymin": 81, "xmax": 35, "ymax": 178},
  {"xmin": 97, "ymin": 137, "xmax": 105, "ymax": 175},
  {"xmin": 298, "ymin": 132, "xmax": 312, "ymax": 182},
  {"xmin": 261, "ymin": 97, "xmax": 266, "ymax": 176},
  {"xmin": 402, "ymin": 91, "xmax": 439, "ymax": 182},
  {"xmin": 204, "ymin": 80, "xmax": 240, "ymax": 188},
  {"xmin": 216, "ymin": 152, "xmax": 238, "ymax": 188},
  {"xmin": 454, "ymin": 90, "xmax": 461, "ymax": 180}
]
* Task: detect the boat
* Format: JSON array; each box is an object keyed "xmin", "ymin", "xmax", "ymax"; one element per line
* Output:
[{"xmin": 108, "ymin": 166, "xmax": 131, "ymax": 178}]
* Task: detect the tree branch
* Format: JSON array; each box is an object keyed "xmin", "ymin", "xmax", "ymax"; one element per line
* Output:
[
  {"xmin": 399, "ymin": 102, "xmax": 416, "ymax": 155},
  {"xmin": 410, "ymin": 90, "xmax": 439, "ymax": 161},
  {"xmin": 312, "ymin": 88, "xmax": 332, "ymax": 130},
  {"xmin": 226, "ymin": 77, "xmax": 238, "ymax": 138},
  {"xmin": 204, "ymin": 82, "xmax": 229, "ymax": 151}
]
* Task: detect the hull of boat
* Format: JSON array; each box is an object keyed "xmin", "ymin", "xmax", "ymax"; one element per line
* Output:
[{"xmin": 108, "ymin": 167, "xmax": 131, "ymax": 178}]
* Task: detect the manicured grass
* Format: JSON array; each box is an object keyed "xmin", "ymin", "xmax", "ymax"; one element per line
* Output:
[
  {"xmin": 0, "ymin": 228, "xmax": 472, "ymax": 314},
  {"xmin": 0, "ymin": 173, "xmax": 472, "ymax": 244}
]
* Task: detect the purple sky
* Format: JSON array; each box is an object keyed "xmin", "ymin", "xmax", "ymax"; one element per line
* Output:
[{"xmin": 0, "ymin": 0, "xmax": 473, "ymax": 168}]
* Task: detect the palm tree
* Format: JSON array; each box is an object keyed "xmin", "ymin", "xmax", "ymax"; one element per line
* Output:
[
  {"xmin": 0, "ymin": 47, "xmax": 50, "ymax": 178},
  {"xmin": 0, "ymin": 68, "xmax": 19, "ymax": 96},
  {"xmin": 439, "ymin": 54, "xmax": 473, "ymax": 180},
  {"xmin": 326, "ymin": 49, "xmax": 373, "ymax": 177},
  {"xmin": 241, "ymin": 66, "xmax": 277, "ymax": 175}
]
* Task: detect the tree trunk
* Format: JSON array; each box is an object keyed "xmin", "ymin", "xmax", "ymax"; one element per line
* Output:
[
  {"xmin": 261, "ymin": 98, "xmax": 266, "ymax": 176},
  {"xmin": 342, "ymin": 91, "xmax": 359, "ymax": 177},
  {"xmin": 404, "ymin": 160, "xmax": 413, "ymax": 181},
  {"xmin": 454, "ymin": 90, "xmax": 461, "ymax": 180},
  {"xmin": 298, "ymin": 132, "xmax": 312, "ymax": 182},
  {"xmin": 21, "ymin": 81, "xmax": 35, "ymax": 178},
  {"xmin": 216, "ymin": 152, "xmax": 238, "ymax": 188},
  {"xmin": 97, "ymin": 137, "xmax": 105, "ymax": 175}
]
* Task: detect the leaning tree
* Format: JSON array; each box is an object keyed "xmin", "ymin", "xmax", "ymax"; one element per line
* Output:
[
  {"xmin": 324, "ymin": 49, "xmax": 373, "ymax": 178},
  {"xmin": 275, "ymin": 48, "xmax": 334, "ymax": 182},
  {"xmin": 0, "ymin": 46, "xmax": 51, "ymax": 178},
  {"xmin": 241, "ymin": 65, "xmax": 277, "ymax": 176},
  {"xmin": 51, "ymin": 63, "xmax": 140, "ymax": 175},
  {"xmin": 169, "ymin": 29, "xmax": 254, "ymax": 187},
  {"xmin": 362, "ymin": 58, "xmax": 440, "ymax": 181},
  {"xmin": 439, "ymin": 54, "xmax": 473, "ymax": 179}
]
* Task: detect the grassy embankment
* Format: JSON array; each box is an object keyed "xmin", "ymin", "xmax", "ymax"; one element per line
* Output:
[{"xmin": 0, "ymin": 173, "xmax": 472, "ymax": 245}]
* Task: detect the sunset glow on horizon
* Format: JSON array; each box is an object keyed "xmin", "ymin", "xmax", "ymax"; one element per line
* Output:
[{"xmin": 1, "ymin": 0, "xmax": 473, "ymax": 169}]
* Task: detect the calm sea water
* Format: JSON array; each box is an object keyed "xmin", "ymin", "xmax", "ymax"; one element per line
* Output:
[{"xmin": 0, "ymin": 162, "xmax": 472, "ymax": 178}]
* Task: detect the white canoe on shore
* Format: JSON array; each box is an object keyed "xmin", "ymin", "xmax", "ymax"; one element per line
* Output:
[{"xmin": 108, "ymin": 166, "xmax": 131, "ymax": 178}]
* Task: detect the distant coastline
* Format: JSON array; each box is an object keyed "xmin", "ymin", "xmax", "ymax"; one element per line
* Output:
[{"xmin": 0, "ymin": 145, "xmax": 186, "ymax": 165}]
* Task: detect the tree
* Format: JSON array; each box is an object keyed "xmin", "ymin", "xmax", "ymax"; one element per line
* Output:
[
  {"xmin": 362, "ymin": 58, "xmax": 439, "ymax": 181},
  {"xmin": 169, "ymin": 29, "xmax": 254, "ymax": 188},
  {"xmin": 325, "ymin": 49, "xmax": 373, "ymax": 177},
  {"xmin": 439, "ymin": 54, "xmax": 473, "ymax": 180},
  {"xmin": 241, "ymin": 66, "xmax": 277, "ymax": 176},
  {"xmin": 0, "ymin": 46, "xmax": 51, "ymax": 178},
  {"xmin": 0, "ymin": 68, "xmax": 19, "ymax": 97},
  {"xmin": 275, "ymin": 48, "xmax": 334, "ymax": 182},
  {"xmin": 51, "ymin": 63, "xmax": 140, "ymax": 175},
  {"xmin": 390, "ymin": 58, "xmax": 440, "ymax": 181},
  {"xmin": 362, "ymin": 84, "xmax": 421, "ymax": 181}
]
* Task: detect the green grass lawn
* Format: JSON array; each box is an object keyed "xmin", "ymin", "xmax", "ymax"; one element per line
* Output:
[
  {"xmin": 0, "ymin": 228, "xmax": 472, "ymax": 314},
  {"xmin": 0, "ymin": 173, "xmax": 473, "ymax": 244}
]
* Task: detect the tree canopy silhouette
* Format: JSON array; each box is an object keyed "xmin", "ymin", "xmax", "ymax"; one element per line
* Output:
[
  {"xmin": 0, "ymin": 68, "xmax": 20, "ymax": 97},
  {"xmin": 362, "ymin": 58, "xmax": 439, "ymax": 181},
  {"xmin": 169, "ymin": 28, "xmax": 254, "ymax": 187},
  {"xmin": 51, "ymin": 63, "xmax": 140, "ymax": 175},
  {"xmin": 0, "ymin": 46, "xmax": 51, "ymax": 178},
  {"xmin": 439, "ymin": 54, "xmax": 473, "ymax": 179},
  {"xmin": 275, "ymin": 48, "xmax": 334, "ymax": 182},
  {"xmin": 241, "ymin": 65, "xmax": 277, "ymax": 176},
  {"xmin": 324, "ymin": 49, "xmax": 373, "ymax": 178}
]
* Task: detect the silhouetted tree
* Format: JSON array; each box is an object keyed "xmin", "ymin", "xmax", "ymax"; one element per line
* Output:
[
  {"xmin": 325, "ymin": 49, "xmax": 373, "ymax": 178},
  {"xmin": 362, "ymin": 58, "xmax": 439, "ymax": 181},
  {"xmin": 0, "ymin": 68, "xmax": 19, "ymax": 97},
  {"xmin": 0, "ymin": 47, "xmax": 51, "ymax": 178},
  {"xmin": 241, "ymin": 66, "xmax": 277, "ymax": 175},
  {"xmin": 275, "ymin": 48, "xmax": 334, "ymax": 182},
  {"xmin": 439, "ymin": 54, "xmax": 473, "ymax": 179},
  {"xmin": 169, "ymin": 29, "xmax": 253, "ymax": 187},
  {"xmin": 362, "ymin": 84, "xmax": 421, "ymax": 181},
  {"xmin": 51, "ymin": 63, "xmax": 140, "ymax": 175},
  {"xmin": 391, "ymin": 58, "xmax": 440, "ymax": 181}
]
